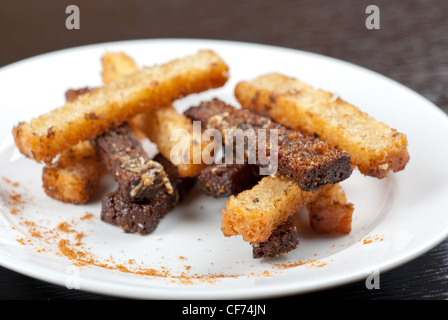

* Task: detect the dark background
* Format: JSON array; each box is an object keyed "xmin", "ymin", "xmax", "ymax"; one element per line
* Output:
[{"xmin": 0, "ymin": 0, "xmax": 447, "ymax": 300}]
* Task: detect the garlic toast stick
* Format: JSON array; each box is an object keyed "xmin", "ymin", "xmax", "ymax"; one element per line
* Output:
[
  {"xmin": 249, "ymin": 184, "xmax": 353, "ymax": 258},
  {"xmin": 101, "ymin": 52, "xmax": 213, "ymax": 178},
  {"xmin": 235, "ymin": 73, "xmax": 409, "ymax": 178},
  {"xmin": 13, "ymin": 50, "xmax": 229, "ymax": 163},
  {"xmin": 184, "ymin": 99, "xmax": 353, "ymax": 191}
]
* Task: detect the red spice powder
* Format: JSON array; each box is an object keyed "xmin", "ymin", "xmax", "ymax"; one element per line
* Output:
[
  {"xmin": 57, "ymin": 222, "xmax": 74, "ymax": 233},
  {"xmin": 271, "ymin": 258, "xmax": 327, "ymax": 269},
  {"xmin": 4, "ymin": 175, "xmax": 300, "ymax": 283},
  {"xmin": 13, "ymin": 212, "xmax": 244, "ymax": 284},
  {"xmin": 2, "ymin": 178, "xmax": 30, "ymax": 215},
  {"xmin": 2, "ymin": 177, "xmax": 18, "ymax": 187},
  {"xmin": 362, "ymin": 234, "xmax": 384, "ymax": 244},
  {"xmin": 80, "ymin": 212, "xmax": 93, "ymax": 220}
]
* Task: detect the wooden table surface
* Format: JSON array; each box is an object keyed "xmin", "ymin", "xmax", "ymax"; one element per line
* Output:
[{"xmin": 1, "ymin": 0, "xmax": 447, "ymax": 300}]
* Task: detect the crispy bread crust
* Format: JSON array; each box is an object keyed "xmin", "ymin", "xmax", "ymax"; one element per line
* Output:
[{"xmin": 101, "ymin": 52, "xmax": 140, "ymax": 85}]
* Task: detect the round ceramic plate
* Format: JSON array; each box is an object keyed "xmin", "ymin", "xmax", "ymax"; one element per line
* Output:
[{"xmin": 0, "ymin": 39, "xmax": 447, "ymax": 300}]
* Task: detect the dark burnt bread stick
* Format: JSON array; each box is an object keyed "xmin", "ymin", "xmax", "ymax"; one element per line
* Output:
[
  {"xmin": 197, "ymin": 155, "xmax": 261, "ymax": 198},
  {"xmin": 90, "ymin": 123, "xmax": 173, "ymax": 203},
  {"xmin": 101, "ymin": 153, "xmax": 195, "ymax": 235},
  {"xmin": 184, "ymin": 99, "xmax": 352, "ymax": 191}
]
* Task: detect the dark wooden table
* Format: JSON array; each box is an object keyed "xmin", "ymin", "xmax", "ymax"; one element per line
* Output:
[{"xmin": 1, "ymin": 0, "xmax": 447, "ymax": 301}]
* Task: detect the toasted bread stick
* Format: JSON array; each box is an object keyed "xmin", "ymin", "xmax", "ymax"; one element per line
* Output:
[
  {"xmin": 13, "ymin": 50, "xmax": 229, "ymax": 163},
  {"xmin": 184, "ymin": 98, "xmax": 353, "ymax": 191},
  {"xmin": 250, "ymin": 184, "xmax": 353, "ymax": 258},
  {"xmin": 91, "ymin": 123, "xmax": 173, "ymax": 203},
  {"xmin": 235, "ymin": 73, "xmax": 409, "ymax": 178},
  {"xmin": 197, "ymin": 157, "xmax": 260, "ymax": 198},
  {"xmin": 42, "ymin": 52, "xmax": 144, "ymax": 204},
  {"xmin": 42, "ymin": 140, "xmax": 106, "ymax": 204},
  {"xmin": 100, "ymin": 52, "xmax": 150, "ymax": 140},
  {"xmin": 221, "ymin": 175, "xmax": 320, "ymax": 243},
  {"xmin": 222, "ymin": 176, "xmax": 352, "ymax": 243},
  {"xmin": 138, "ymin": 106, "xmax": 213, "ymax": 178},
  {"xmin": 101, "ymin": 52, "xmax": 140, "ymax": 85},
  {"xmin": 101, "ymin": 153, "xmax": 196, "ymax": 235},
  {"xmin": 307, "ymin": 183, "xmax": 353, "ymax": 235},
  {"xmin": 101, "ymin": 52, "xmax": 214, "ymax": 177},
  {"xmin": 42, "ymin": 87, "xmax": 105, "ymax": 204}
]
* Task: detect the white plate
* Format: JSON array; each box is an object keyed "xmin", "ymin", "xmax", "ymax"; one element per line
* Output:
[{"xmin": 0, "ymin": 39, "xmax": 447, "ymax": 300}]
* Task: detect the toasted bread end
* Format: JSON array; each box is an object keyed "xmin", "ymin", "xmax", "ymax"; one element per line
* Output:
[{"xmin": 13, "ymin": 123, "xmax": 41, "ymax": 162}]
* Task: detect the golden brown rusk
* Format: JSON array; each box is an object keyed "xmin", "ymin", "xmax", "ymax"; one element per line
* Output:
[
  {"xmin": 235, "ymin": 73, "xmax": 409, "ymax": 178},
  {"xmin": 13, "ymin": 50, "xmax": 229, "ymax": 163}
]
